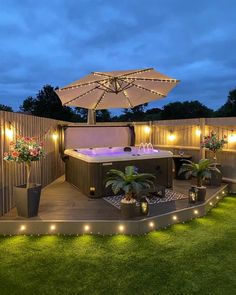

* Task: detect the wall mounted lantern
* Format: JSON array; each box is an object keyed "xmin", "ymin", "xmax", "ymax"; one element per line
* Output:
[
  {"xmin": 188, "ymin": 187, "xmax": 198, "ymax": 204},
  {"xmin": 140, "ymin": 197, "xmax": 149, "ymax": 215}
]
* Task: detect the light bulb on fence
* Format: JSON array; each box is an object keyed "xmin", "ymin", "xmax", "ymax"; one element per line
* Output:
[
  {"xmin": 196, "ymin": 129, "xmax": 201, "ymax": 136},
  {"xmin": 228, "ymin": 133, "xmax": 236, "ymax": 143},
  {"xmin": 52, "ymin": 133, "xmax": 58, "ymax": 141},
  {"xmin": 144, "ymin": 126, "xmax": 151, "ymax": 135},
  {"xmin": 6, "ymin": 127, "xmax": 13, "ymax": 140},
  {"xmin": 168, "ymin": 133, "xmax": 176, "ymax": 141}
]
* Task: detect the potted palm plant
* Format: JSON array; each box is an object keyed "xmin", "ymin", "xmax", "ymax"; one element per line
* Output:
[
  {"xmin": 105, "ymin": 166, "xmax": 156, "ymax": 218},
  {"xmin": 179, "ymin": 159, "xmax": 219, "ymax": 202},
  {"xmin": 4, "ymin": 136, "xmax": 45, "ymax": 217},
  {"xmin": 201, "ymin": 131, "xmax": 227, "ymax": 186}
]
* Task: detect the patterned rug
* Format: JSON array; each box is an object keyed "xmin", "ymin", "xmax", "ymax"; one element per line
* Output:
[{"xmin": 103, "ymin": 189, "xmax": 188, "ymax": 210}]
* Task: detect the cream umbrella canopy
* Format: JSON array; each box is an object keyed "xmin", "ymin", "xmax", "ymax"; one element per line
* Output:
[{"xmin": 56, "ymin": 68, "xmax": 180, "ymax": 123}]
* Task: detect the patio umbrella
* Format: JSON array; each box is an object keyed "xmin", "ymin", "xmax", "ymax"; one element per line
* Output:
[{"xmin": 56, "ymin": 68, "xmax": 180, "ymax": 123}]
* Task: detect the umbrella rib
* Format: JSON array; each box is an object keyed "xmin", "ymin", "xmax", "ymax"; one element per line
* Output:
[
  {"xmin": 59, "ymin": 79, "xmax": 108, "ymax": 91},
  {"xmin": 123, "ymin": 90, "xmax": 133, "ymax": 108},
  {"xmin": 92, "ymin": 72, "xmax": 114, "ymax": 78},
  {"xmin": 117, "ymin": 68, "xmax": 154, "ymax": 78},
  {"xmin": 118, "ymin": 78, "xmax": 135, "ymax": 91},
  {"xmin": 63, "ymin": 86, "xmax": 100, "ymax": 105},
  {"xmin": 93, "ymin": 90, "xmax": 106, "ymax": 110},
  {"xmin": 96, "ymin": 81, "xmax": 115, "ymax": 93},
  {"xmin": 124, "ymin": 77, "xmax": 180, "ymax": 83},
  {"xmin": 132, "ymin": 83, "xmax": 166, "ymax": 97}
]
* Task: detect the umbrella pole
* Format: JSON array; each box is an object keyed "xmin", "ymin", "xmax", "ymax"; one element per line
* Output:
[{"xmin": 87, "ymin": 109, "xmax": 96, "ymax": 125}]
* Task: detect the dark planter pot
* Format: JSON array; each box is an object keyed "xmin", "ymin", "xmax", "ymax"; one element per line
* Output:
[
  {"xmin": 13, "ymin": 184, "xmax": 42, "ymax": 218},
  {"xmin": 120, "ymin": 201, "xmax": 137, "ymax": 219},
  {"xmin": 210, "ymin": 164, "xmax": 222, "ymax": 187},
  {"xmin": 196, "ymin": 186, "xmax": 206, "ymax": 202}
]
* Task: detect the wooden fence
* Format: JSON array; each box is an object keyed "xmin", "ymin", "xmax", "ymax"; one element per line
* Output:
[
  {"xmin": 0, "ymin": 111, "xmax": 66, "ymax": 215},
  {"xmin": 1, "ymin": 111, "xmax": 236, "ymax": 216},
  {"xmin": 134, "ymin": 117, "xmax": 236, "ymax": 180}
]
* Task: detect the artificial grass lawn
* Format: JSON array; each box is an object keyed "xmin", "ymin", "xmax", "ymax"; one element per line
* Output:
[{"xmin": 0, "ymin": 196, "xmax": 235, "ymax": 295}]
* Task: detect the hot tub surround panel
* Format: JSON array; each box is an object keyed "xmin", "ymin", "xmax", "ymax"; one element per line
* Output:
[{"xmin": 65, "ymin": 154, "xmax": 173, "ymax": 198}]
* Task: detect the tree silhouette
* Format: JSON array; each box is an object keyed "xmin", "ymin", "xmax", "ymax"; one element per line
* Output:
[
  {"xmin": 161, "ymin": 101, "xmax": 214, "ymax": 119},
  {"xmin": 216, "ymin": 88, "xmax": 236, "ymax": 117},
  {"xmin": 74, "ymin": 108, "xmax": 111, "ymax": 122},
  {"xmin": 116, "ymin": 103, "xmax": 148, "ymax": 121},
  {"xmin": 20, "ymin": 85, "xmax": 81, "ymax": 121},
  {"xmin": 0, "ymin": 104, "xmax": 13, "ymax": 112}
]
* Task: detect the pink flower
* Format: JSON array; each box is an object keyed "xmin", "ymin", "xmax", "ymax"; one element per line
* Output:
[
  {"xmin": 12, "ymin": 151, "xmax": 20, "ymax": 158},
  {"xmin": 4, "ymin": 152, "xmax": 8, "ymax": 157},
  {"xmin": 30, "ymin": 149, "xmax": 38, "ymax": 156}
]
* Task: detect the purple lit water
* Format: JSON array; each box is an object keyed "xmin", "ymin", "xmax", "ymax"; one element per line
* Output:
[{"xmin": 76, "ymin": 147, "xmax": 159, "ymax": 157}]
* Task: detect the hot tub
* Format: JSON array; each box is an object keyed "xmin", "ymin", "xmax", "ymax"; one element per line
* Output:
[{"xmin": 64, "ymin": 147, "xmax": 173, "ymax": 198}]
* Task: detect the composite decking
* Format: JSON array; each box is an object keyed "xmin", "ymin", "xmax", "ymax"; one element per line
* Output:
[{"xmin": 0, "ymin": 175, "xmax": 227, "ymax": 221}]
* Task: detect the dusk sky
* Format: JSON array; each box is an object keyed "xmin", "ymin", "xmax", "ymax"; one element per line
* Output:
[{"xmin": 1, "ymin": 0, "xmax": 236, "ymax": 114}]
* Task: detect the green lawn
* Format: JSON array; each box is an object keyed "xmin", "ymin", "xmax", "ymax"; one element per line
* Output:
[{"xmin": 0, "ymin": 196, "xmax": 235, "ymax": 295}]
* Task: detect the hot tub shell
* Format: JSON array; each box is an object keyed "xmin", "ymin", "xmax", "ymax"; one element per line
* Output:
[{"xmin": 65, "ymin": 148, "xmax": 173, "ymax": 198}]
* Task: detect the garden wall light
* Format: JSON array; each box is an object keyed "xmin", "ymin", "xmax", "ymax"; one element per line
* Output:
[
  {"xmin": 52, "ymin": 132, "xmax": 58, "ymax": 141},
  {"xmin": 6, "ymin": 121, "xmax": 13, "ymax": 140},
  {"xmin": 228, "ymin": 132, "xmax": 236, "ymax": 143},
  {"xmin": 168, "ymin": 131, "xmax": 176, "ymax": 141},
  {"xmin": 144, "ymin": 125, "xmax": 151, "ymax": 135},
  {"xmin": 195, "ymin": 128, "xmax": 201, "ymax": 136}
]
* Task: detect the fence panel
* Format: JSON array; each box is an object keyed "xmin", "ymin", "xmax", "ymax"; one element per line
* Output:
[
  {"xmin": 0, "ymin": 111, "xmax": 66, "ymax": 215},
  {"xmin": 134, "ymin": 118, "xmax": 236, "ymax": 176}
]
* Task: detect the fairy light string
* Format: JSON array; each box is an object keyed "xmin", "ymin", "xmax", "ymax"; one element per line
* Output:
[
  {"xmin": 1, "ymin": 120, "xmax": 236, "ymax": 141},
  {"xmin": 0, "ymin": 121, "xmax": 57, "ymax": 140}
]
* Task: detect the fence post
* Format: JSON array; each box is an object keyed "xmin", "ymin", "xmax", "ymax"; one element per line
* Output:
[
  {"xmin": 149, "ymin": 121, "xmax": 153, "ymax": 143},
  {"xmin": 199, "ymin": 118, "xmax": 206, "ymax": 159}
]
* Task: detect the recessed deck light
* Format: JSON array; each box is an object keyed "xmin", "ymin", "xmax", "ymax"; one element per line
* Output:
[
  {"xmin": 20, "ymin": 225, "xmax": 26, "ymax": 231},
  {"xmin": 84, "ymin": 225, "xmax": 90, "ymax": 231},
  {"xmin": 149, "ymin": 222, "xmax": 154, "ymax": 228},
  {"xmin": 194, "ymin": 210, "xmax": 198, "ymax": 215},
  {"xmin": 172, "ymin": 215, "xmax": 177, "ymax": 221},
  {"xmin": 50, "ymin": 225, "xmax": 56, "ymax": 231},
  {"xmin": 118, "ymin": 225, "xmax": 124, "ymax": 232}
]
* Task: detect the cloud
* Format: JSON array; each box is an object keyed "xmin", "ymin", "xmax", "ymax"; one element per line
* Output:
[{"xmin": 0, "ymin": 0, "xmax": 235, "ymax": 111}]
